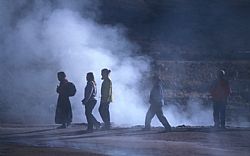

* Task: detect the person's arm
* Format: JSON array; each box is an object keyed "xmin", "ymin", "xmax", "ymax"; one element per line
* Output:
[
  {"xmin": 159, "ymin": 84, "xmax": 165, "ymax": 105},
  {"xmin": 108, "ymin": 80, "xmax": 112, "ymax": 102},
  {"xmin": 209, "ymin": 80, "xmax": 217, "ymax": 98},
  {"xmin": 149, "ymin": 87, "xmax": 154, "ymax": 104},
  {"xmin": 56, "ymin": 85, "xmax": 59, "ymax": 93},
  {"xmin": 225, "ymin": 81, "xmax": 231, "ymax": 96},
  {"xmin": 82, "ymin": 82, "xmax": 93, "ymax": 104},
  {"xmin": 56, "ymin": 84, "xmax": 62, "ymax": 94}
]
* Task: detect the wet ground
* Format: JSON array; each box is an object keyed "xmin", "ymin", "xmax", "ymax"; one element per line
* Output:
[{"xmin": 0, "ymin": 124, "xmax": 250, "ymax": 156}]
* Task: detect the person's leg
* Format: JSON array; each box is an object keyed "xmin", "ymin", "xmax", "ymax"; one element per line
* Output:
[
  {"xmin": 155, "ymin": 106, "xmax": 171, "ymax": 130},
  {"xmin": 63, "ymin": 98, "xmax": 72, "ymax": 127},
  {"xmin": 89, "ymin": 100, "xmax": 101, "ymax": 129},
  {"xmin": 85, "ymin": 104, "xmax": 94, "ymax": 131},
  {"xmin": 220, "ymin": 102, "xmax": 226, "ymax": 128},
  {"xmin": 106, "ymin": 104, "xmax": 111, "ymax": 125},
  {"xmin": 104, "ymin": 103, "xmax": 111, "ymax": 128},
  {"xmin": 99, "ymin": 103, "xmax": 105, "ymax": 123},
  {"xmin": 56, "ymin": 102, "xmax": 68, "ymax": 129},
  {"xmin": 213, "ymin": 102, "xmax": 219, "ymax": 128},
  {"xmin": 145, "ymin": 105, "xmax": 155, "ymax": 130},
  {"xmin": 99, "ymin": 102, "xmax": 110, "ymax": 129},
  {"xmin": 57, "ymin": 123, "xmax": 66, "ymax": 129}
]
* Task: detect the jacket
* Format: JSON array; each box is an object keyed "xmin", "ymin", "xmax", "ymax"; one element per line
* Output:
[{"xmin": 149, "ymin": 82, "xmax": 164, "ymax": 106}]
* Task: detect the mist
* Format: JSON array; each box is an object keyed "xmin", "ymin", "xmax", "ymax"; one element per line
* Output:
[
  {"xmin": 0, "ymin": 0, "xmax": 214, "ymax": 127},
  {"xmin": 164, "ymin": 98, "xmax": 213, "ymax": 126},
  {"xmin": 0, "ymin": 0, "xmax": 150, "ymax": 125}
]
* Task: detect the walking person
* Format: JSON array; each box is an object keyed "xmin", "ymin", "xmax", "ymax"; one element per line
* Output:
[
  {"xmin": 55, "ymin": 71, "xmax": 76, "ymax": 129},
  {"xmin": 144, "ymin": 75, "xmax": 171, "ymax": 132},
  {"xmin": 99, "ymin": 68, "xmax": 112, "ymax": 130},
  {"xmin": 82, "ymin": 72, "xmax": 101, "ymax": 132},
  {"xmin": 210, "ymin": 70, "xmax": 231, "ymax": 129}
]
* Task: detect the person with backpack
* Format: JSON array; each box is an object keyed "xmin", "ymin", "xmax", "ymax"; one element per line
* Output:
[
  {"xmin": 144, "ymin": 75, "xmax": 171, "ymax": 132},
  {"xmin": 55, "ymin": 71, "xmax": 76, "ymax": 129},
  {"xmin": 210, "ymin": 70, "xmax": 231, "ymax": 129},
  {"xmin": 82, "ymin": 72, "xmax": 101, "ymax": 132},
  {"xmin": 99, "ymin": 68, "xmax": 112, "ymax": 130}
]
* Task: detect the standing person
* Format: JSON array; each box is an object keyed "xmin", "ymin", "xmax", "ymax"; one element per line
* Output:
[
  {"xmin": 82, "ymin": 72, "xmax": 101, "ymax": 132},
  {"xmin": 55, "ymin": 72, "xmax": 76, "ymax": 129},
  {"xmin": 99, "ymin": 68, "xmax": 112, "ymax": 130},
  {"xmin": 210, "ymin": 70, "xmax": 231, "ymax": 129},
  {"xmin": 144, "ymin": 75, "xmax": 171, "ymax": 132}
]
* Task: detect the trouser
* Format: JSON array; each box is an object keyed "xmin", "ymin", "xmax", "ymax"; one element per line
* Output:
[
  {"xmin": 213, "ymin": 100, "xmax": 226, "ymax": 128},
  {"xmin": 99, "ymin": 102, "xmax": 110, "ymax": 127},
  {"xmin": 85, "ymin": 100, "xmax": 99, "ymax": 130},
  {"xmin": 145, "ymin": 105, "xmax": 171, "ymax": 129}
]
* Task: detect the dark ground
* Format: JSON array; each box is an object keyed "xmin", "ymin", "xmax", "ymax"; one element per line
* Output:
[{"xmin": 1, "ymin": 124, "xmax": 250, "ymax": 156}]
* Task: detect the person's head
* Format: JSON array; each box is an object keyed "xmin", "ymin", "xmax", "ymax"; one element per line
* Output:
[
  {"xmin": 101, "ymin": 68, "xmax": 111, "ymax": 80},
  {"xmin": 86, "ymin": 72, "xmax": 95, "ymax": 82},
  {"xmin": 57, "ymin": 71, "xmax": 66, "ymax": 82},
  {"xmin": 217, "ymin": 70, "xmax": 226, "ymax": 79}
]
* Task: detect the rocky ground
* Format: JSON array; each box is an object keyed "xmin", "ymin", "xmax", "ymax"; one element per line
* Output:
[{"xmin": 1, "ymin": 124, "xmax": 250, "ymax": 156}]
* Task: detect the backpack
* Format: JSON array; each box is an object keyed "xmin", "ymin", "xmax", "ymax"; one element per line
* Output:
[{"xmin": 67, "ymin": 82, "xmax": 76, "ymax": 97}]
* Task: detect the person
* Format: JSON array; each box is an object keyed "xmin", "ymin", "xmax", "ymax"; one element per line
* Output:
[
  {"xmin": 210, "ymin": 70, "xmax": 231, "ymax": 129},
  {"xmin": 55, "ymin": 72, "xmax": 76, "ymax": 129},
  {"xmin": 99, "ymin": 68, "xmax": 112, "ymax": 129},
  {"xmin": 144, "ymin": 75, "xmax": 171, "ymax": 131},
  {"xmin": 82, "ymin": 72, "xmax": 101, "ymax": 132}
]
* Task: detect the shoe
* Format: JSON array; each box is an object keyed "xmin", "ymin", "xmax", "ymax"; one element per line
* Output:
[
  {"xmin": 66, "ymin": 122, "xmax": 71, "ymax": 127},
  {"xmin": 105, "ymin": 125, "xmax": 111, "ymax": 130},
  {"xmin": 163, "ymin": 126, "xmax": 172, "ymax": 132},
  {"xmin": 214, "ymin": 123, "xmax": 219, "ymax": 128},
  {"xmin": 86, "ymin": 129, "xmax": 93, "ymax": 133},
  {"xmin": 220, "ymin": 125, "xmax": 226, "ymax": 130},
  {"xmin": 95, "ymin": 122, "xmax": 101, "ymax": 130},
  {"xmin": 142, "ymin": 127, "xmax": 151, "ymax": 131},
  {"xmin": 100, "ymin": 125, "xmax": 111, "ymax": 130},
  {"xmin": 57, "ymin": 124, "xmax": 66, "ymax": 129}
]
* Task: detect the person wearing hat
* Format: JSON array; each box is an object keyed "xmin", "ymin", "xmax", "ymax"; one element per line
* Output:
[{"xmin": 210, "ymin": 70, "xmax": 231, "ymax": 129}]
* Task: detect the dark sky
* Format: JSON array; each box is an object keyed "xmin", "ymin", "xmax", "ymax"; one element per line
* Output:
[{"xmin": 99, "ymin": 0, "xmax": 250, "ymax": 60}]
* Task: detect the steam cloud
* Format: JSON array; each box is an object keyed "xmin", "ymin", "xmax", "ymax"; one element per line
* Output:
[
  {"xmin": 164, "ymin": 98, "xmax": 213, "ymax": 126},
  {"xmin": 0, "ymin": 0, "xmax": 149, "ymax": 125},
  {"xmin": 0, "ymin": 0, "xmax": 213, "ymax": 127}
]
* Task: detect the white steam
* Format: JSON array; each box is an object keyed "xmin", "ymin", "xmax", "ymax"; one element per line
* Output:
[
  {"xmin": 43, "ymin": 9, "xmax": 150, "ymax": 125},
  {"xmin": 0, "ymin": 0, "xmax": 213, "ymax": 127},
  {"xmin": 164, "ymin": 98, "xmax": 213, "ymax": 126},
  {"xmin": 0, "ymin": 0, "xmax": 149, "ymax": 125}
]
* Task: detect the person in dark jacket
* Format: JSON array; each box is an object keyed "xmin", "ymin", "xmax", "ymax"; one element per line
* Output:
[
  {"xmin": 55, "ymin": 72, "xmax": 76, "ymax": 129},
  {"xmin": 210, "ymin": 70, "xmax": 231, "ymax": 129},
  {"xmin": 99, "ymin": 68, "xmax": 112, "ymax": 129},
  {"xmin": 144, "ymin": 76, "xmax": 171, "ymax": 131},
  {"xmin": 82, "ymin": 72, "xmax": 101, "ymax": 132}
]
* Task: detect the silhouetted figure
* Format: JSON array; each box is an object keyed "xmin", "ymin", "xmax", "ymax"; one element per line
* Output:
[
  {"xmin": 82, "ymin": 72, "xmax": 101, "ymax": 132},
  {"xmin": 144, "ymin": 76, "xmax": 171, "ymax": 131},
  {"xmin": 210, "ymin": 70, "xmax": 231, "ymax": 129},
  {"xmin": 55, "ymin": 72, "xmax": 76, "ymax": 129},
  {"xmin": 99, "ymin": 68, "xmax": 112, "ymax": 129}
]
